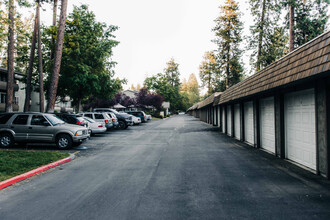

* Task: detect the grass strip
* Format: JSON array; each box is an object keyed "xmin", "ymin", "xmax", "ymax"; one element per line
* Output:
[
  {"xmin": 0, "ymin": 150, "xmax": 69, "ymax": 182},
  {"xmin": 151, "ymin": 117, "xmax": 163, "ymax": 121}
]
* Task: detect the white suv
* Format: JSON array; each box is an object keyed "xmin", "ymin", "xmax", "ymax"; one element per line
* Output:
[{"xmin": 79, "ymin": 112, "xmax": 113, "ymax": 130}]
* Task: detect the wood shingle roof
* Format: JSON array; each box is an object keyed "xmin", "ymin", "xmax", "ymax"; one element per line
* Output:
[
  {"xmin": 198, "ymin": 92, "xmax": 221, "ymax": 109},
  {"xmin": 217, "ymin": 31, "xmax": 330, "ymax": 105}
]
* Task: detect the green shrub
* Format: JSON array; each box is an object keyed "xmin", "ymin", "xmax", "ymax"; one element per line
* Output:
[{"xmin": 152, "ymin": 112, "xmax": 163, "ymax": 119}]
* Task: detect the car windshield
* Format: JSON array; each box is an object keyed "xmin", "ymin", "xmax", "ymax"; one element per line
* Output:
[
  {"xmin": 45, "ymin": 114, "xmax": 65, "ymax": 126},
  {"xmin": 84, "ymin": 117, "xmax": 95, "ymax": 123}
]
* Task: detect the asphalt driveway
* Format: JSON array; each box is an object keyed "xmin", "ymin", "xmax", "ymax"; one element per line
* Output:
[{"xmin": 0, "ymin": 115, "xmax": 330, "ymax": 220}]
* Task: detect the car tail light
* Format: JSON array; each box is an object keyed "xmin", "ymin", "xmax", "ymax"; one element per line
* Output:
[
  {"xmin": 112, "ymin": 118, "xmax": 115, "ymax": 122},
  {"xmin": 76, "ymin": 122, "xmax": 81, "ymax": 125},
  {"xmin": 98, "ymin": 125, "xmax": 103, "ymax": 127},
  {"xmin": 105, "ymin": 120, "xmax": 109, "ymax": 124}
]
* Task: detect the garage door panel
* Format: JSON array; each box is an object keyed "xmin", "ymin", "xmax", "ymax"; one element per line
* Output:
[
  {"xmin": 285, "ymin": 89, "xmax": 316, "ymax": 170},
  {"xmin": 218, "ymin": 107, "xmax": 221, "ymax": 127},
  {"xmin": 244, "ymin": 102, "xmax": 254, "ymax": 145},
  {"xmin": 214, "ymin": 107, "xmax": 217, "ymax": 126},
  {"xmin": 227, "ymin": 106, "xmax": 232, "ymax": 136},
  {"xmin": 234, "ymin": 104, "xmax": 240, "ymax": 140},
  {"xmin": 259, "ymin": 97, "xmax": 275, "ymax": 153},
  {"xmin": 222, "ymin": 107, "xmax": 226, "ymax": 133}
]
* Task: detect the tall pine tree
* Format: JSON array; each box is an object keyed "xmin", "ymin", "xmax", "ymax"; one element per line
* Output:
[
  {"xmin": 199, "ymin": 51, "xmax": 221, "ymax": 94},
  {"xmin": 164, "ymin": 58, "xmax": 180, "ymax": 89},
  {"xmin": 213, "ymin": 0, "xmax": 244, "ymax": 90},
  {"xmin": 180, "ymin": 73, "xmax": 200, "ymax": 109},
  {"xmin": 249, "ymin": 0, "xmax": 288, "ymax": 72},
  {"xmin": 282, "ymin": 0, "xmax": 328, "ymax": 51}
]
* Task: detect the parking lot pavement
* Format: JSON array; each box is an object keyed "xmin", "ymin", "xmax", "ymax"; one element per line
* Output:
[{"xmin": 1, "ymin": 115, "xmax": 330, "ymax": 220}]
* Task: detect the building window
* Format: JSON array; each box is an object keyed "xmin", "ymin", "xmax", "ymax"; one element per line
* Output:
[
  {"xmin": 0, "ymin": 73, "xmax": 7, "ymax": 82},
  {"xmin": 0, "ymin": 93, "xmax": 6, "ymax": 104},
  {"xmin": 0, "ymin": 94, "xmax": 18, "ymax": 104}
]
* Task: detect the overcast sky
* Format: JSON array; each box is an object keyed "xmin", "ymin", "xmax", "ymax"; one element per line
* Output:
[{"xmin": 37, "ymin": 0, "xmax": 253, "ymax": 90}]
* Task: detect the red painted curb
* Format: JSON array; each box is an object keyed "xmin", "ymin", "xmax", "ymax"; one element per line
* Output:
[{"xmin": 0, "ymin": 156, "xmax": 72, "ymax": 190}]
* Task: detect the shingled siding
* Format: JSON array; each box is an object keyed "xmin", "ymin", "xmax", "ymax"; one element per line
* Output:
[{"xmin": 218, "ymin": 31, "xmax": 329, "ymax": 105}]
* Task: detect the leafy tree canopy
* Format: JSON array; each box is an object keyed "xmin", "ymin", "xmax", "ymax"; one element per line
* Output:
[
  {"xmin": 180, "ymin": 73, "xmax": 200, "ymax": 110},
  {"xmin": 136, "ymin": 88, "xmax": 164, "ymax": 110},
  {"xmin": 199, "ymin": 51, "xmax": 222, "ymax": 95},
  {"xmin": 144, "ymin": 58, "xmax": 185, "ymax": 112},
  {"xmin": 248, "ymin": 0, "xmax": 288, "ymax": 72},
  {"xmin": 164, "ymin": 58, "xmax": 180, "ymax": 88},
  {"xmin": 43, "ymin": 4, "xmax": 124, "ymax": 110},
  {"xmin": 291, "ymin": 0, "xmax": 328, "ymax": 47},
  {"xmin": 0, "ymin": 1, "xmax": 34, "ymax": 72}
]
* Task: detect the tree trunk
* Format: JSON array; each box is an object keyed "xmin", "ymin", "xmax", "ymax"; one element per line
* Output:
[
  {"xmin": 52, "ymin": 0, "xmax": 58, "ymax": 27},
  {"xmin": 226, "ymin": 44, "xmax": 230, "ymax": 90},
  {"xmin": 46, "ymin": 0, "xmax": 68, "ymax": 113},
  {"xmin": 256, "ymin": 0, "xmax": 266, "ymax": 72},
  {"xmin": 208, "ymin": 71, "xmax": 211, "ymax": 95},
  {"xmin": 51, "ymin": 0, "xmax": 58, "ymax": 60},
  {"xmin": 289, "ymin": 5, "xmax": 294, "ymax": 52},
  {"xmin": 37, "ymin": 0, "xmax": 45, "ymax": 112},
  {"xmin": 24, "ymin": 7, "xmax": 38, "ymax": 112},
  {"xmin": 225, "ymin": 19, "xmax": 231, "ymax": 90},
  {"xmin": 6, "ymin": 0, "xmax": 15, "ymax": 112},
  {"xmin": 77, "ymin": 97, "xmax": 82, "ymax": 113}
]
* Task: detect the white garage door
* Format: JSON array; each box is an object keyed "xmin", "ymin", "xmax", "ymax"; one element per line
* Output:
[
  {"xmin": 213, "ymin": 107, "xmax": 217, "ymax": 126},
  {"xmin": 227, "ymin": 105, "xmax": 232, "ymax": 136},
  {"xmin": 285, "ymin": 89, "xmax": 316, "ymax": 170},
  {"xmin": 211, "ymin": 108, "xmax": 213, "ymax": 124},
  {"xmin": 234, "ymin": 104, "xmax": 240, "ymax": 140},
  {"xmin": 259, "ymin": 97, "xmax": 275, "ymax": 153},
  {"xmin": 244, "ymin": 101, "xmax": 254, "ymax": 145},
  {"xmin": 218, "ymin": 106, "xmax": 221, "ymax": 128},
  {"xmin": 222, "ymin": 107, "xmax": 226, "ymax": 132},
  {"xmin": 206, "ymin": 109, "xmax": 209, "ymax": 123}
]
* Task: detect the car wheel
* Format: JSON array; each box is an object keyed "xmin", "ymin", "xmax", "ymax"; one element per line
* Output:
[
  {"xmin": 117, "ymin": 121, "xmax": 126, "ymax": 130},
  {"xmin": 56, "ymin": 134, "xmax": 72, "ymax": 150},
  {"xmin": 0, "ymin": 133, "xmax": 14, "ymax": 148}
]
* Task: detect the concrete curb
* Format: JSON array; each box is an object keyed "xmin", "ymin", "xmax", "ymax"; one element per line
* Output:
[{"xmin": 0, "ymin": 154, "xmax": 75, "ymax": 190}]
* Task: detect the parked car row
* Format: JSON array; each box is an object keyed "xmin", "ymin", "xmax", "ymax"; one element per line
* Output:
[
  {"xmin": 0, "ymin": 112, "xmax": 89, "ymax": 150},
  {"xmin": 121, "ymin": 111, "xmax": 152, "ymax": 123},
  {"xmin": 0, "ymin": 109, "xmax": 151, "ymax": 150}
]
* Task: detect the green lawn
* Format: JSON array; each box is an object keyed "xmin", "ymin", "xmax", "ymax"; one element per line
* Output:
[
  {"xmin": 151, "ymin": 117, "xmax": 163, "ymax": 121},
  {"xmin": 0, "ymin": 150, "xmax": 69, "ymax": 182}
]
